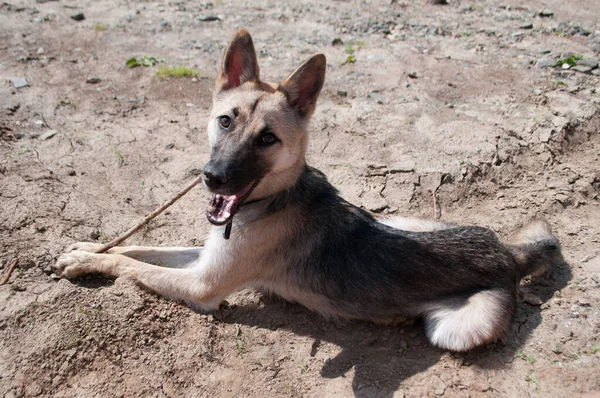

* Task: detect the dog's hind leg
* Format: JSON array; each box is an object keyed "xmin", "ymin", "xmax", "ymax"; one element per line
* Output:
[
  {"xmin": 54, "ymin": 250, "xmax": 231, "ymax": 311},
  {"xmin": 422, "ymin": 288, "xmax": 515, "ymax": 351},
  {"xmin": 380, "ymin": 217, "xmax": 455, "ymax": 232},
  {"xmin": 66, "ymin": 242, "xmax": 202, "ymax": 268}
]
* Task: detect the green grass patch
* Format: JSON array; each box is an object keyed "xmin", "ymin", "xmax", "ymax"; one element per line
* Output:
[
  {"xmin": 554, "ymin": 54, "xmax": 584, "ymax": 67},
  {"xmin": 93, "ymin": 23, "xmax": 108, "ymax": 32},
  {"xmin": 592, "ymin": 345, "xmax": 600, "ymax": 354},
  {"xmin": 517, "ymin": 351, "xmax": 537, "ymax": 364},
  {"xmin": 126, "ymin": 55, "xmax": 164, "ymax": 68},
  {"xmin": 340, "ymin": 55, "xmax": 356, "ymax": 66},
  {"xmin": 525, "ymin": 376, "xmax": 541, "ymax": 393},
  {"xmin": 344, "ymin": 45, "xmax": 355, "ymax": 54},
  {"xmin": 156, "ymin": 65, "xmax": 199, "ymax": 79},
  {"xmin": 111, "ymin": 146, "xmax": 125, "ymax": 166},
  {"xmin": 552, "ymin": 80, "xmax": 568, "ymax": 87}
]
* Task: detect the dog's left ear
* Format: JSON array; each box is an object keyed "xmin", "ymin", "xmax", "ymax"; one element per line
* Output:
[
  {"xmin": 281, "ymin": 54, "xmax": 326, "ymax": 120},
  {"xmin": 216, "ymin": 29, "xmax": 260, "ymax": 92}
]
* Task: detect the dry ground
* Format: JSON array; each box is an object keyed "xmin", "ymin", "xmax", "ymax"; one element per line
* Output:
[{"xmin": 1, "ymin": 0, "xmax": 600, "ymax": 397}]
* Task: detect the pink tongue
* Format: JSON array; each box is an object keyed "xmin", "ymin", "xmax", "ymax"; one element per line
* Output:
[
  {"xmin": 208, "ymin": 194, "xmax": 238, "ymax": 224},
  {"xmin": 206, "ymin": 181, "xmax": 256, "ymax": 225}
]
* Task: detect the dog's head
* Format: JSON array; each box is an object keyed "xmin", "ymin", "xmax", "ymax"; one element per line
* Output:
[{"xmin": 203, "ymin": 29, "xmax": 326, "ymax": 226}]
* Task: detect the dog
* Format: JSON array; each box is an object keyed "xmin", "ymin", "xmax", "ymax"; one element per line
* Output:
[{"xmin": 54, "ymin": 29, "xmax": 564, "ymax": 351}]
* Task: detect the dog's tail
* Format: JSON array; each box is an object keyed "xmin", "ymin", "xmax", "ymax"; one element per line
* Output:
[{"xmin": 506, "ymin": 220, "xmax": 564, "ymax": 280}]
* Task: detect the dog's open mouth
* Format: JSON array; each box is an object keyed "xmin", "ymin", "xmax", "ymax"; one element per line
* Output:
[{"xmin": 206, "ymin": 181, "xmax": 257, "ymax": 226}]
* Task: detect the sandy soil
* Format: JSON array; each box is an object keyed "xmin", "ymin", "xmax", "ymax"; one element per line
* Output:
[{"xmin": 1, "ymin": 0, "xmax": 600, "ymax": 397}]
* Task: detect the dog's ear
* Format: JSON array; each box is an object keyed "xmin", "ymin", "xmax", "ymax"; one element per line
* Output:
[
  {"xmin": 281, "ymin": 54, "xmax": 326, "ymax": 120},
  {"xmin": 216, "ymin": 29, "xmax": 260, "ymax": 92}
]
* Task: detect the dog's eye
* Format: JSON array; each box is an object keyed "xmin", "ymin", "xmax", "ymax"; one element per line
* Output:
[
  {"xmin": 218, "ymin": 116, "xmax": 231, "ymax": 129},
  {"xmin": 261, "ymin": 133, "xmax": 278, "ymax": 146}
]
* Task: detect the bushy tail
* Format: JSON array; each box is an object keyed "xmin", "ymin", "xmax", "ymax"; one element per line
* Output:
[{"xmin": 507, "ymin": 220, "xmax": 564, "ymax": 280}]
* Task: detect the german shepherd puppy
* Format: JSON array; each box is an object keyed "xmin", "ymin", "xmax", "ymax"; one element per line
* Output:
[{"xmin": 55, "ymin": 29, "xmax": 563, "ymax": 351}]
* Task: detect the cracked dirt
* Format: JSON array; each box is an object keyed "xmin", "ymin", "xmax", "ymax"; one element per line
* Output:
[{"xmin": 1, "ymin": 0, "xmax": 600, "ymax": 397}]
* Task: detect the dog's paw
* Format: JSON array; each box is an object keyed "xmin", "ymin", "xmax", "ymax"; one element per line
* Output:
[
  {"xmin": 66, "ymin": 242, "xmax": 104, "ymax": 253},
  {"xmin": 54, "ymin": 250, "xmax": 101, "ymax": 279}
]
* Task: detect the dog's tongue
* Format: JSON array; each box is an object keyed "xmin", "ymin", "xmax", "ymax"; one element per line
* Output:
[
  {"xmin": 207, "ymin": 193, "xmax": 239, "ymax": 225},
  {"xmin": 206, "ymin": 182, "xmax": 255, "ymax": 226}
]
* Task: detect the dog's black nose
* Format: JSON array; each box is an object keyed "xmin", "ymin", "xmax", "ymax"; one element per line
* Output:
[{"xmin": 203, "ymin": 165, "xmax": 229, "ymax": 190}]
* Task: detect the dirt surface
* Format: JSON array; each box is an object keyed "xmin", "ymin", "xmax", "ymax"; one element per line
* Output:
[{"xmin": 1, "ymin": 0, "xmax": 600, "ymax": 397}]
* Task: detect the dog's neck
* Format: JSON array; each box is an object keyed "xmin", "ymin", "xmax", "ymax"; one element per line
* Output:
[{"xmin": 220, "ymin": 165, "xmax": 334, "ymax": 238}]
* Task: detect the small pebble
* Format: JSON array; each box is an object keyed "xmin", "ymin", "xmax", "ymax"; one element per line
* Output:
[
  {"xmin": 197, "ymin": 16, "xmax": 220, "ymax": 22},
  {"xmin": 86, "ymin": 77, "xmax": 102, "ymax": 84},
  {"xmin": 523, "ymin": 292, "xmax": 543, "ymax": 306},
  {"xmin": 551, "ymin": 343, "xmax": 563, "ymax": 354},
  {"xmin": 12, "ymin": 77, "xmax": 29, "ymax": 88},
  {"xmin": 535, "ymin": 57, "xmax": 555, "ymax": 69},
  {"xmin": 3, "ymin": 103, "xmax": 20, "ymax": 113},
  {"xmin": 578, "ymin": 58, "xmax": 598, "ymax": 69},
  {"xmin": 369, "ymin": 91, "xmax": 385, "ymax": 104},
  {"xmin": 40, "ymin": 130, "xmax": 57, "ymax": 140},
  {"xmin": 572, "ymin": 65, "xmax": 592, "ymax": 74},
  {"xmin": 577, "ymin": 299, "xmax": 591, "ymax": 307},
  {"xmin": 71, "ymin": 12, "xmax": 85, "ymax": 21}
]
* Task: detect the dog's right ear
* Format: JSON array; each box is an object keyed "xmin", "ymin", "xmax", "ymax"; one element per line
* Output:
[{"xmin": 215, "ymin": 29, "xmax": 260, "ymax": 92}]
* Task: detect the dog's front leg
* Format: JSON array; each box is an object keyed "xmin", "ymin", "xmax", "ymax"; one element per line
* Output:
[
  {"xmin": 65, "ymin": 242, "xmax": 202, "ymax": 268},
  {"xmin": 54, "ymin": 251, "xmax": 227, "ymax": 310}
]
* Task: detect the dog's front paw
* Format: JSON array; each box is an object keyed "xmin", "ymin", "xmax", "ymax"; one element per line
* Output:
[
  {"xmin": 54, "ymin": 250, "xmax": 102, "ymax": 279},
  {"xmin": 66, "ymin": 242, "xmax": 105, "ymax": 253}
]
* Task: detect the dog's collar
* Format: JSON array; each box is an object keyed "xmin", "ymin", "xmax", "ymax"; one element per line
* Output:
[
  {"xmin": 222, "ymin": 195, "xmax": 274, "ymax": 240},
  {"xmin": 240, "ymin": 196, "xmax": 271, "ymax": 207}
]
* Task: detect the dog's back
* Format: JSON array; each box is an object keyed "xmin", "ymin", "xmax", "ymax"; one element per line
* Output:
[{"xmin": 239, "ymin": 166, "xmax": 562, "ymax": 351}]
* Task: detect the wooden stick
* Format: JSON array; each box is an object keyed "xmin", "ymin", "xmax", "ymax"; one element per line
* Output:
[
  {"xmin": 96, "ymin": 176, "xmax": 203, "ymax": 253},
  {"xmin": 1, "ymin": 258, "xmax": 19, "ymax": 285},
  {"xmin": 432, "ymin": 189, "xmax": 442, "ymax": 220}
]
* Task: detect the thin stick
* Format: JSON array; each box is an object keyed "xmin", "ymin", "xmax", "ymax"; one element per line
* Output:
[
  {"xmin": 1, "ymin": 258, "xmax": 19, "ymax": 285},
  {"xmin": 432, "ymin": 188, "xmax": 442, "ymax": 220},
  {"xmin": 96, "ymin": 176, "xmax": 203, "ymax": 253}
]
